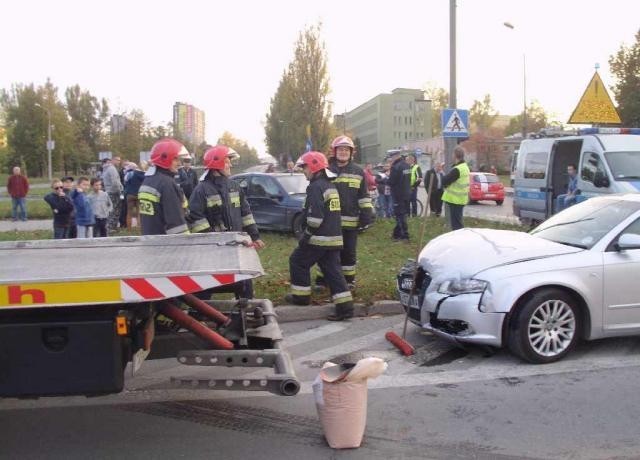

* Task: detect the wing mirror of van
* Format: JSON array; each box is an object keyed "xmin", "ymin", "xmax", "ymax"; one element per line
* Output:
[
  {"xmin": 593, "ymin": 171, "xmax": 610, "ymax": 188},
  {"xmin": 615, "ymin": 233, "xmax": 640, "ymax": 251}
]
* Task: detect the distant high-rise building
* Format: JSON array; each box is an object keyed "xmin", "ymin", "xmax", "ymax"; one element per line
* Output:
[
  {"xmin": 110, "ymin": 114, "xmax": 128, "ymax": 135},
  {"xmin": 173, "ymin": 102, "xmax": 205, "ymax": 146}
]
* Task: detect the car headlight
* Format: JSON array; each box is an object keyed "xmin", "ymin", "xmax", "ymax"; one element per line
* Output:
[{"xmin": 437, "ymin": 279, "xmax": 488, "ymax": 295}]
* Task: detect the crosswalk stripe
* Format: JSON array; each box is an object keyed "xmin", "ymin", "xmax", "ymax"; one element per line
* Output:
[{"xmin": 283, "ymin": 323, "xmax": 348, "ymax": 348}]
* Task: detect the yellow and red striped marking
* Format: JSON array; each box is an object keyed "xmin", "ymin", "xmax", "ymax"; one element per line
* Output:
[{"xmin": 0, "ymin": 273, "xmax": 251, "ymax": 308}]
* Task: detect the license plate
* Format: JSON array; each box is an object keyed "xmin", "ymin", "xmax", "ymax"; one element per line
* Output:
[
  {"xmin": 400, "ymin": 292, "xmax": 420, "ymax": 308},
  {"xmin": 484, "ymin": 194, "xmax": 495, "ymax": 198}
]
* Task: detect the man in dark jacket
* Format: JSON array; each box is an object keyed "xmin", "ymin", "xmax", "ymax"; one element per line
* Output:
[
  {"xmin": 138, "ymin": 138, "xmax": 191, "ymax": 236},
  {"xmin": 188, "ymin": 145, "xmax": 265, "ymax": 298},
  {"xmin": 388, "ymin": 151, "xmax": 412, "ymax": 241},
  {"xmin": 44, "ymin": 179, "xmax": 75, "ymax": 239},
  {"xmin": 176, "ymin": 157, "xmax": 199, "ymax": 199},
  {"xmin": 286, "ymin": 151, "xmax": 354, "ymax": 321},
  {"xmin": 424, "ymin": 161, "xmax": 445, "ymax": 217}
]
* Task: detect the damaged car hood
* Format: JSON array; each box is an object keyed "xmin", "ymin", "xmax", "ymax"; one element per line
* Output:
[{"xmin": 419, "ymin": 228, "xmax": 582, "ymax": 281}]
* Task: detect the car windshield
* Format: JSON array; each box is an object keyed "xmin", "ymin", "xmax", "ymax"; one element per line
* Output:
[
  {"xmin": 277, "ymin": 174, "xmax": 309, "ymax": 194},
  {"xmin": 473, "ymin": 174, "xmax": 499, "ymax": 183},
  {"xmin": 605, "ymin": 151, "xmax": 640, "ymax": 180},
  {"xmin": 530, "ymin": 198, "xmax": 640, "ymax": 249}
]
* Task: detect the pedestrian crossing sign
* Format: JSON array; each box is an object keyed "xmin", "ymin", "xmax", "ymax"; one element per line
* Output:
[{"xmin": 442, "ymin": 109, "xmax": 469, "ymax": 138}]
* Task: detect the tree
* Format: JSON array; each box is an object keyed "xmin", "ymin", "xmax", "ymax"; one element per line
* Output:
[
  {"xmin": 469, "ymin": 94, "xmax": 499, "ymax": 134},
  {"xmin": 1, "ymin": 80, "xmax": 74, "ymax": 177},
  {"xmin": 423, "ymin": 83, "xmax": 449, "ymax": 136},
  {"xmin": 265, "ymin": 23, "xmax": 333, "ymax": 164},
  {"xmin": 109, "ymin": 109, "xmax": 153, "ymax": 162},
  {"xmin": 217, "ymin": 131, "xmax": 260, "ymax": 169},
  {"xmin": 609, "ymin": 29, "xmax": 640, "ymax": 126},
  {"xmin": 505, "ymin": 100, "xmax": 550, "ymax": 136}
]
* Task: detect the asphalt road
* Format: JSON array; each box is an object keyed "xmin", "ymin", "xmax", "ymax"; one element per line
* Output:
[{"xmin": 2, "ymin": 316, "xmax": 640, "ymax": 459}]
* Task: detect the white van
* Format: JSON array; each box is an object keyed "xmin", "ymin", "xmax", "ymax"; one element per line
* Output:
[{"xmin": 513, "ymin": 128, "xmax": 640, "ymax": 225}]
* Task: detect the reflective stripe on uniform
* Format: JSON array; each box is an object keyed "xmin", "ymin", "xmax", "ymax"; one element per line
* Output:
[
  {"xmin": 342, "ymin": 265, "xmax": 356, "ymax": 276},
  {"xmin": 138, "ymin": 192, "xmax": 160, "ymax": 203},
  {"xmin": 291, "ymin": 284, "xmax": 311, "ymax": 296},
  {"xmin": 139, "ymin": 185, "xmax": 161, "ymax": 200},
  {"xmin": 167, "ymin": 223, "xmax": 190, "ymax": 234},
  {"xmin": 242, "ymin": 214, "xmax": 256, "ymax": 226},
  {"xmin": 190, "ymin": 219, "xmax": 211, "ymax": 233},
  {"xmin": 309, "ymin": 235, "xmax": 343, "ymax": 246},
  {"xmin": 206, "ymin": 194, "xmax": 222, "ymax": 208},
  {"xmin": 332, "ymin": 291, "xmax": 353, "ymax": 304},
  {"xmin": 229, "ymin": 191, "xmax": 240, "ymax": 207},
  {"xmin": 358, "ymin": 197, "xmax": 373, "ymax": 208},
  {"xmin": 334, "ymin": 174, "xmax": 362, "ymax": 189},
  {"xmin": 341, "ymin": 215, "xmax": 359, "ymax": 228},
  {"xmin": 323, "ymin": 188, "xmax": 340, "ymax": 202},
  {"xmin": 307, "ymin": 216, "xmax": 323, "ymax": 228}
]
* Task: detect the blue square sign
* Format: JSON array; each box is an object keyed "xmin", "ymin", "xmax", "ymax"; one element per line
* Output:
[{"xmin": 442, "ymin": 109, "xmax": 469, "ymax": 138}]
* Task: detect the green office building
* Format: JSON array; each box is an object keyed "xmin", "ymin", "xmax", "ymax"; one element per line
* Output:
[{"xmin": 344, "ymin": 88, "xmax": 432, "ymax": 164}]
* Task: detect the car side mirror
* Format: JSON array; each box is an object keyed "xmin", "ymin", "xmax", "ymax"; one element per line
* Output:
[
  {"xmin": 615, "ymin": 233, "xmax": 640, "ymax": 251},
  {"xmin": 593, "ymin": 171, "xmax": 610, "ymax": 188}
]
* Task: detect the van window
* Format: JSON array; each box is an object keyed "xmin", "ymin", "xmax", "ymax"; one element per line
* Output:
[
  {"xmin": 581, "ymin": 152, "xmax": 606, "ymax": 184},
  {"xmin": 605, "ymin": 151, "xmax": 640, "ymax": 180},
  {"xmin": 523, "ymin": 151, "xmax": 548, "ymax": 179}
]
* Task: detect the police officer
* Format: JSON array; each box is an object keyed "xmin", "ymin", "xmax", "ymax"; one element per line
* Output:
[
  {"xmin": 388, "ymin": 150, "xmax": 412, "ymax": 241},
  {"xmin": 442, "ymin": 146, "xmax": 470, "ymax": 230},
  {"xmin": 286, "ymin": 151, "xmax": 354, "ymax": 321},
  {"xmin": 316, "ymin": 135, "xmax": 372, "ymax": 289},
  {"xmin": 138, "ymin": 138, "xmax": 191, "ymax": 235},
  {"xmin": 188, "ymin": 145, "xmax": 265, "ymax": 298}
]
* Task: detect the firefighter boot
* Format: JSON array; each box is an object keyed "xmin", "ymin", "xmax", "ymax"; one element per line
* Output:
[
  {"xmin": 284, "ymin": 293, "xmax": 311, "ymax": 306},
  {"xmin": 327, "ymin": 301, "xmax": 354, "ymax": 321}
]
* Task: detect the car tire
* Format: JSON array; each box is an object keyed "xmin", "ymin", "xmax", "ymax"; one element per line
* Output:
[
  {"xmin": 507, "ymin": 288, "xmax": 581, "ymax": 364},
  {"xmin": 496, "ymin": 200, "xmax": 504, "ymax": 206},
  {"xmin": 469, "ymin": 200, "xmax": 477, "ymax": 205},
  {"xmin": 292, "ymin": 213, "xmax": 304, "ymax": 239}
]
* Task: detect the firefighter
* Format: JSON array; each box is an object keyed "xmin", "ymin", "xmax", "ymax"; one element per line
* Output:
[
  {"xmin": 316, "ymin": 135, "xmax": 372, "ymax": 289},
  {"xmin": 139, "ymin": 138, "xmax": 191, "ymax": 235},
  {"xmin": 286, "ymin": 151, "xmax": 354, "ymax": 321},
  {"xmin": 188, "ymin": 145, "xmax": 265, "ymax": 298}
]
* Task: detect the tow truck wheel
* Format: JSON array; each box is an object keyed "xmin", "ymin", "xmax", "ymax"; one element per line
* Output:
[{"xmin": 507, "ymin": 288, "xmax": 581, "ymax": 364}]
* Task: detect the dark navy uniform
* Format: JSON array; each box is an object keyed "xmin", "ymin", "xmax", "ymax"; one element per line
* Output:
[
  {"xmin": 289, "ymin": 172, "xmax": 353, "ymax": 316},
  {"xmin": 138, "ymin": 167, "xmax": 189, "ymax": 235},
  {"xmin": 327, "ymin": 159, "xmax": 373, "ymax": 284},
  {"xmin": 389, "ymin": 156, "xmax": 412, "ymax": 240}
]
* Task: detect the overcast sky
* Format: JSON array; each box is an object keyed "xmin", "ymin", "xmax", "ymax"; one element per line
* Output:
[{"xmin": 2, "ymin": 0, "xmax": 638, "ymax": 156}]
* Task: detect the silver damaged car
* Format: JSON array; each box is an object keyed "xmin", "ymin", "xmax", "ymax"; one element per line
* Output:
[{"xmin": 397, "ymin": 194, "xmax": 640, "ymax": 363}]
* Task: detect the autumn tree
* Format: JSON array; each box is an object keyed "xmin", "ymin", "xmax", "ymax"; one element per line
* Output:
[
  {"xmin": 423, "ymin": 83, "xmax": 449, "ymax": 136},
  {"xmin": 609, "ymin": 29, "xmax": 640, "ymax": 126},
  {"xmin": 505, "ymin": 100, "xmax": 550, "ymax": 136},
  {"xmin": 265, "ymin": 23, "xmax": 333, "ymax": 164},
  {"xmin": 217, "ymin": 131, "xmax": 260, "ymax": 169},
  {"xmin": 469, "ymin": 94, "xmax": 499, "ymax": 134}
]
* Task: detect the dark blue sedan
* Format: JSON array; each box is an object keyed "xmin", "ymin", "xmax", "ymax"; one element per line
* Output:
[{"xmin": 231, "ymin": 172, "xmax": 308, "ymax": 237}]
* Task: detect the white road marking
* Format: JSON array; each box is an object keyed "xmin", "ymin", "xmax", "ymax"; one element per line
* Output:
[{"xmin": 282, "ymin": 323, "xmax": 348, "ymax": 347}]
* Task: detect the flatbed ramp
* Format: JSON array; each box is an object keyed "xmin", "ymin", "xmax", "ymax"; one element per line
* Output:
[{"xmin": 0, "ymin": 233, "xmax": 300, "ymax": 397}]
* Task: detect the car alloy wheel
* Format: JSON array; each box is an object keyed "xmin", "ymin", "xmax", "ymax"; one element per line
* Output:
[{"xmin": 527, "ymin": 299, "xmax": 576, "ymax": 358}]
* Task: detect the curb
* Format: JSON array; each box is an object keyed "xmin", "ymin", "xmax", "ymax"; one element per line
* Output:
[{"xmin": 275, "ymin": 300, "xmax": 404, "ymax": 323}]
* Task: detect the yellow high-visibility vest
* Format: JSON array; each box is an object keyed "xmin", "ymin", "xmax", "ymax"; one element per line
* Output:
[{"xmin": 442, "ymin": 162, "xmax": 470, "ymax": 205}]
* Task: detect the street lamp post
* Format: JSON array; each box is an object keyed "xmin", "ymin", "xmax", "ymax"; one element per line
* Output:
[
  {"xmin": 503, "ymin": 22, "xmax": 527, "ymax": 138},
  {"xmin": 35, "ymin": 103, "xmax": 53, "ymax": 181}
]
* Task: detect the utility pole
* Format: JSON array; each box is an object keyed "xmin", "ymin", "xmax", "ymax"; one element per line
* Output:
[
  {"xmin": 444, "ymin": 0, "xmax": 457, "ymax": 170},
  {"xmin": 503, "ymin": 22, "xmax": 527, "ymax": 139}
]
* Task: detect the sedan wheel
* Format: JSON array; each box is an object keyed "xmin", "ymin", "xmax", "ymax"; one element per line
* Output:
[{"xmin": 508, "ymin": 289, "xmax": 581, "ymax": 364}]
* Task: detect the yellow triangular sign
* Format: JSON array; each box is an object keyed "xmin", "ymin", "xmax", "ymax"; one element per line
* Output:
[{"xmin": 568, "ymin": 71, "xmax": 621, "ymax": 124}]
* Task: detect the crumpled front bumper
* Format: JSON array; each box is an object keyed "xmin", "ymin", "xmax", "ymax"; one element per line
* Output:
[{"xmin": 402, "ymin": 291, "xmax": 505, "ymax": 347}]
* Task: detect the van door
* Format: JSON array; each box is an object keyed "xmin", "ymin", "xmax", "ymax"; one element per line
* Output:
[
  {"xmin": 578, "ymin": 151, "xmax": 613, "ymax": 199},
  {"xmin": 548, "ymin": 139, "xmax": 583, "ymax": 216},
  {"xmin": 514, "ymin": 140, "xmax": 551, "ymax": 224}
]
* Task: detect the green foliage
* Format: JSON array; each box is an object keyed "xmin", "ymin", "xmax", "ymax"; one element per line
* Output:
[
  {"xmin": 609, "ymin": 29, "xmax": 640, "ymax": 127},
  {"xmin": 470, "ymin": 94, "xmax": 499, "ymax": 134},
  {"xmin": 423, "ymin": 83, "xmax": 449, "ymax": 136},
  {"xmin": 265, "ymin": 23, "xmax": 333, "ymax": 164},
  {"xmin": 505, "ymin": 100, "xmax": 550, "ymax": 136},
  {"xmin": 216, "ymin": 131, "xmax": 260, "ymax": 169}
]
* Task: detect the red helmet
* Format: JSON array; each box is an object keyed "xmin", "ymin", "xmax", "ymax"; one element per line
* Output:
[
  {"xmin": 150, "ymin": 138, "xmax": 190, "ymax": 169},
  {"xmin": 331, "ymin": 135, "xmax": 355, "ymax": 152},
  {"xmin": 295, "ymin": 151, "xmax": 329, "ymax": 174},
  {"xmin": 203, "ymin": 145, "xmax": 239, "ymax": 170}
]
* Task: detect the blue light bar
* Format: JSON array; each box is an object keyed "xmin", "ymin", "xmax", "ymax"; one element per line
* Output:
[{"xmin": 578, "ymin": 127, "xmax": 640, "ymax": 135}]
